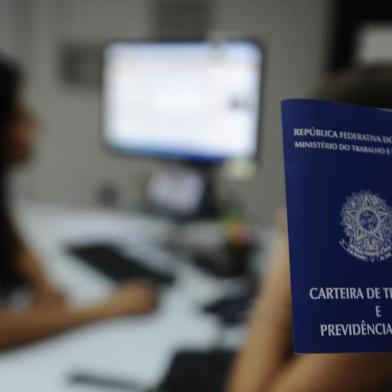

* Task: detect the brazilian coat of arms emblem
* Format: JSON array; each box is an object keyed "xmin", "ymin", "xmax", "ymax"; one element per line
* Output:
[{"xmin": 340, "ymin": 191, "xmax": 392, "ymax": 262}]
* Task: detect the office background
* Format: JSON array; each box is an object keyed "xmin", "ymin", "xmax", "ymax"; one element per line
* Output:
[{"xmin": 0, "ymin": 0, "xmax": 331, "ymax": 222}]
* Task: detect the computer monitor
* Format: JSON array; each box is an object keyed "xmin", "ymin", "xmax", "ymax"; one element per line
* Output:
[{"xmin": 103, "ymin": 39, "xmax": 263, "ymax": 164}]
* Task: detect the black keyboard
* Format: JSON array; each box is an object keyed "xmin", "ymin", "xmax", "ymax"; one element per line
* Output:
[{"xmin": 67, "ymin": 243, "xmax": 175, "ymax": 285}]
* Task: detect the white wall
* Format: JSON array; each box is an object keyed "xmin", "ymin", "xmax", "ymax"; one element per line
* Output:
[
  {"xmin": 0, "ymin": 0, "xmax": 13, "ymax": 54},
  {"xmin": 1, "ymin": 0, "xmax": 332, "ymax": 222}
]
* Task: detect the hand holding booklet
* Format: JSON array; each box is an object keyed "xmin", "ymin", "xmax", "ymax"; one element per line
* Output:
[{"xmin": 282, "ymin": 99, "xmax": 392, "ymax": 353}]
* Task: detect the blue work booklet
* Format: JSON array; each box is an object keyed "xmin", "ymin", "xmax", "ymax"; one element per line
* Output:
[{"xmin": 282, "ymin": 99, "xmax": 392, "ymax": 353}]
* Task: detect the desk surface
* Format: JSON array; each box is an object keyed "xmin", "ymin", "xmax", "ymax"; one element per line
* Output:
[{"xmin": 0, "ymin": 201, "xmax": 274, "ymax": 392}]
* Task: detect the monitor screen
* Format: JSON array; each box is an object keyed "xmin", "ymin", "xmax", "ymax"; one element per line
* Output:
[{"xmin": 103, "ymin": 40, "xmax": 262, "ymax": 163}]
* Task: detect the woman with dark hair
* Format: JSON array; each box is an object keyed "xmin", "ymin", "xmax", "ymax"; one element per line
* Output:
[
  {"xmin": 228, "ymin": 64, "xmax": 392, "ymax": 392},
  {"xmin": 0, "ymin": 57, "xmax": 157, "ymax": 349}
]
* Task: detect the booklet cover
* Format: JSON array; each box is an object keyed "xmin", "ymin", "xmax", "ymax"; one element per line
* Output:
[{"xmin": 282, "ymin": 99, "xmax": 392, "ymax": 353}]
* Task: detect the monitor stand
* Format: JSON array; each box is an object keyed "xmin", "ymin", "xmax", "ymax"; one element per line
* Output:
[{"xmin": 144, "ymin": 163, "xmax": 221, "ymax": 220}]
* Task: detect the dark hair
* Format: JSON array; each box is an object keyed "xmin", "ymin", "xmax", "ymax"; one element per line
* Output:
[
  {"xmin": 314, "ymin": 63, "xmax": 392, "ymax": 109},
  {"xmin": 0, "ymin": 56, "xmax": 22, "ymax": 292}
]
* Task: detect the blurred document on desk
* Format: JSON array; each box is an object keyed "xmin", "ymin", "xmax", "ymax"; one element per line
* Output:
[{"xmin": 282, "ymin": 99, "xmax": 392, "ymax": 353}]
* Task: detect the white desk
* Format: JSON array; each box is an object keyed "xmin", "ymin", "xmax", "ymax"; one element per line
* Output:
[{"xmin": 0, "ymin": 201, "xmax": 275, "ymax": 392}]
